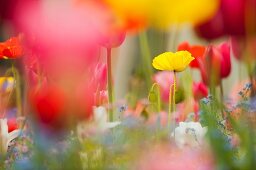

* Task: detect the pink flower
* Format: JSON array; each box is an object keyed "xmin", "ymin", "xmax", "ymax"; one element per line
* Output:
[
  {"xmin": 94, "ymin": 63, "xmax": 107, "ymax": 91},
  {"xmin": 153, "ymin": 71, "xmax": 176, "ymax": 103},
  {"xmin": 135, "ymin": 144, "xmax": 215, "ymax": 170}
]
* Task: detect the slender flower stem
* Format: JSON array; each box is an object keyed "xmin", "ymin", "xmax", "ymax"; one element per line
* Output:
[
  {"xmin": 149, "ymin": 83, "xmax": 161, "ymax": 113},
  {"xmin": 173, "ymin": 71, "xmax": 177, "ymax": 139},
  {"xmin": 168, "ymin": 83, "xmax": 174, "ymax": 130},
  {"xmin": 139, "ymin": 31, "xmax": 153, "ymax": 89},
  {"xmin": 173, "ymin": 71, "xmax": 177, "ymax": 115},
  {"xmin": 168, "ymin": 71, "xmax": 177, "ymax": 137},
  {"xmin": 12, "ymin": 65, "xmax": 22, "ymax": 117},
  {"xmin": 107, "ymin": 48, "xmax": 114, "ymax": 122},
  {"xmin": 220, "ymin": 80, "xmax": 224, "ymax": 118}
]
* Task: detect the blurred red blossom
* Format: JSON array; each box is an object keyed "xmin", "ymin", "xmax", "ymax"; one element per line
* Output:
[
  {"xmin": 196, "ymin": 0, "xmax": 256, "ymax": 40},
  {"xmin": 0, "ymin": 35, "xmax": 24, "ymax": 59},
  {"xmin": 177, "ymin": 42, "xmax": 206, "ymax": 68},
  {"xmin": 178, "ymin": 41, "xmax": 231, "ymax": 86},
  {"xmin": 200, "ymin": 42, "xmax": 231, "ymax": 85},
  {"xmin": 7, "ymin": 118, "xmax": 18, "ymax": 133},
  {"xmin": 29, "ymin": 85, "xmax": 67, "ymax": 128},
  {"xmin": 77, "ymin": 0, "xmax": 126, "ymax": 48},
  {"xmin": 193, "ymin": 82, "xmax": 208, "ymax": 101}
]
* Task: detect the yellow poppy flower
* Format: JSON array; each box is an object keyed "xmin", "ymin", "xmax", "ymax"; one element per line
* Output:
[
  {"xmin": 103, "ymin": 0, "xmax": 219, "ymax": 30},
  {"xmin": 152, "ymin": 51, "xmax": 194, "ymax": 72}
]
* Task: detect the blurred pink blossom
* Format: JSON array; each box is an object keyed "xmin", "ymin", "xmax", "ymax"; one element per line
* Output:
[{"xmin": 135, "ymin": 144, "xmax": 215, "ymax": 170}]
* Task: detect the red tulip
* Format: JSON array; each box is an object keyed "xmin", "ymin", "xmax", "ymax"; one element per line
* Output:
[
  {"xmin": 218, "ymin": 42, "xmax": 231, "ymax": 78},
  {"xmin": 177, "ymin": 41, "xmax": 231, "ymax": 86},
  {"xmin": 196, "ymin": 0, "xmax": 256, "ymax": 40},
  {"xmin": 193, "ymin": 82, "xmax": 208, "ymax": 101},
  {"xmin": 7, "ymin": 118, "xmax": 18, "ymax": 133}
]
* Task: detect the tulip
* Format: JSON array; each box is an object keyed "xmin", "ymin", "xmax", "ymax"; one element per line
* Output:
[
  {"xmin": 7, "ymin": 118, "xmax": 18, "ymax": 133},
  {"xmin": 202, "ymin": 42, "xmax": 231, "ymax": 85},
  {"xmin": 193, "ymin": 82, "xmax": 208, "ymax": 101},
  {"xmin": 196, "ymin": 0, "xmax": 256, "ymax": 40}
]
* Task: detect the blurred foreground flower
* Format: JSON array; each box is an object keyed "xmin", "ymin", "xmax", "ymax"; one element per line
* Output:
[
  {"xmin": 103, "ymin": 0, "xmax": 219, "ymax": 30},
  {"xmin": 152, "ymin": 51, "xmax": 194, "ymax": 72},
  {"xmin": 0, "ymin": 118, "xmax": 20, "ymax": 154},
  {"xmin": 172, "ymin": 122, "xmax": 207, "ymax": 148},
  {"xmin": 196, "ymin": 0, "xmax": 256, "ymax": 40},
  {"xmin": 135, "ymin": 143, "xmax": 215, "ymax": 170}
]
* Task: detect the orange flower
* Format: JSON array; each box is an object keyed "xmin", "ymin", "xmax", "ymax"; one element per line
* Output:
[{"xmin": 0, "ymin": 35, "xmax": 24, "ymax": 59}]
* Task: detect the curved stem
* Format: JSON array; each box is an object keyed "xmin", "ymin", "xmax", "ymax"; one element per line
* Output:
[
  {"xmin": 139, "ymin": 31, "xmax": 153, "ymax": 89},
  {"xmin": 168, "ymin": 82, "xmax": 174, "ymax": 130},
  {"xmin": 107, "ymin": 48, "xmax": 114, "ymax": 122},
  {"xmin": 149, "ymin": 83, "xmax": 161, "ymax": 113},
  {"xmin": 12, "ymin": 65, "xmax": 22, "ymax": 117},
  {"xmin": 173, "ymin": 71, "xmax": 176, "ymax": 114},
  {"xmin": 173, "ymin": 71, "xmax": 177, "ymax": 139}
]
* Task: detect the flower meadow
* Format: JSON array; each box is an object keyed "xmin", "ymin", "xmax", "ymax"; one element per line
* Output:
[{"xmin": 0, "ymin": 0, "xmax": 256, "ymax": 169}]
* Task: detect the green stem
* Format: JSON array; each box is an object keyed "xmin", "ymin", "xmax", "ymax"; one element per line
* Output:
[
  {"xmin": 149, "ymin": 83, "xmax": 161, "ymax": 113},
  {"xmin": 220, "ymin": 80, "xmax": 224, "ymax": 119},
  {"xmin": 139, "ymin": 31, "xmax": 153, "ymax": 89},
  {"xmin": 12, "ymin": 65, "xmax": 22, "ymax": 117},
  {"xmin": 173, "ymin": 71, "xmax": 176, "ymax": 115},
  {"xmin": 168, "ymin": 83, "xmax": 174, "ymax": 130},
  {"xmin": 107, "ymin": 48, "xmax": 114, "ymax": 122},
  {"xmin": 173, "ymin": 72, "xmax": 177, "ymax": 139}
]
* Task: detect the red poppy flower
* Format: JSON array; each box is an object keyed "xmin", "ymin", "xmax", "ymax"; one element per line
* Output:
[
  {"xmin": 29, "ymin": 85, "xmax": 67, "ymax": 127},
  {"xmin": 0, "ymin": 35, "xmax": 24, "ymax": 59},
  {"xmin": 177, "ymin": 42, "xmax": 206, "ymax": 68}
]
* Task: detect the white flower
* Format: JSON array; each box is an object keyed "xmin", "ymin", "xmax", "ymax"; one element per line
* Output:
[
  {"xmin": 93, "ymin": 106, "xmax": 121, "ymax": 130},
  {"xmin": 172, "ymin": 122, "xmax": 207, "ymax": 148},
  {"xmin": 0, "ymin": 118, "xmax": 20, "ymax": 154},
  {"xmin": 77, "ymin": 106, "xmax": 121, "ymax": 141}
]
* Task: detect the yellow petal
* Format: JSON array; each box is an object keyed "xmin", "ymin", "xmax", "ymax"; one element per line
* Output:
[{"xmin": 152, "ymin": 51, "xmax": 194, "ymax": 72}]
